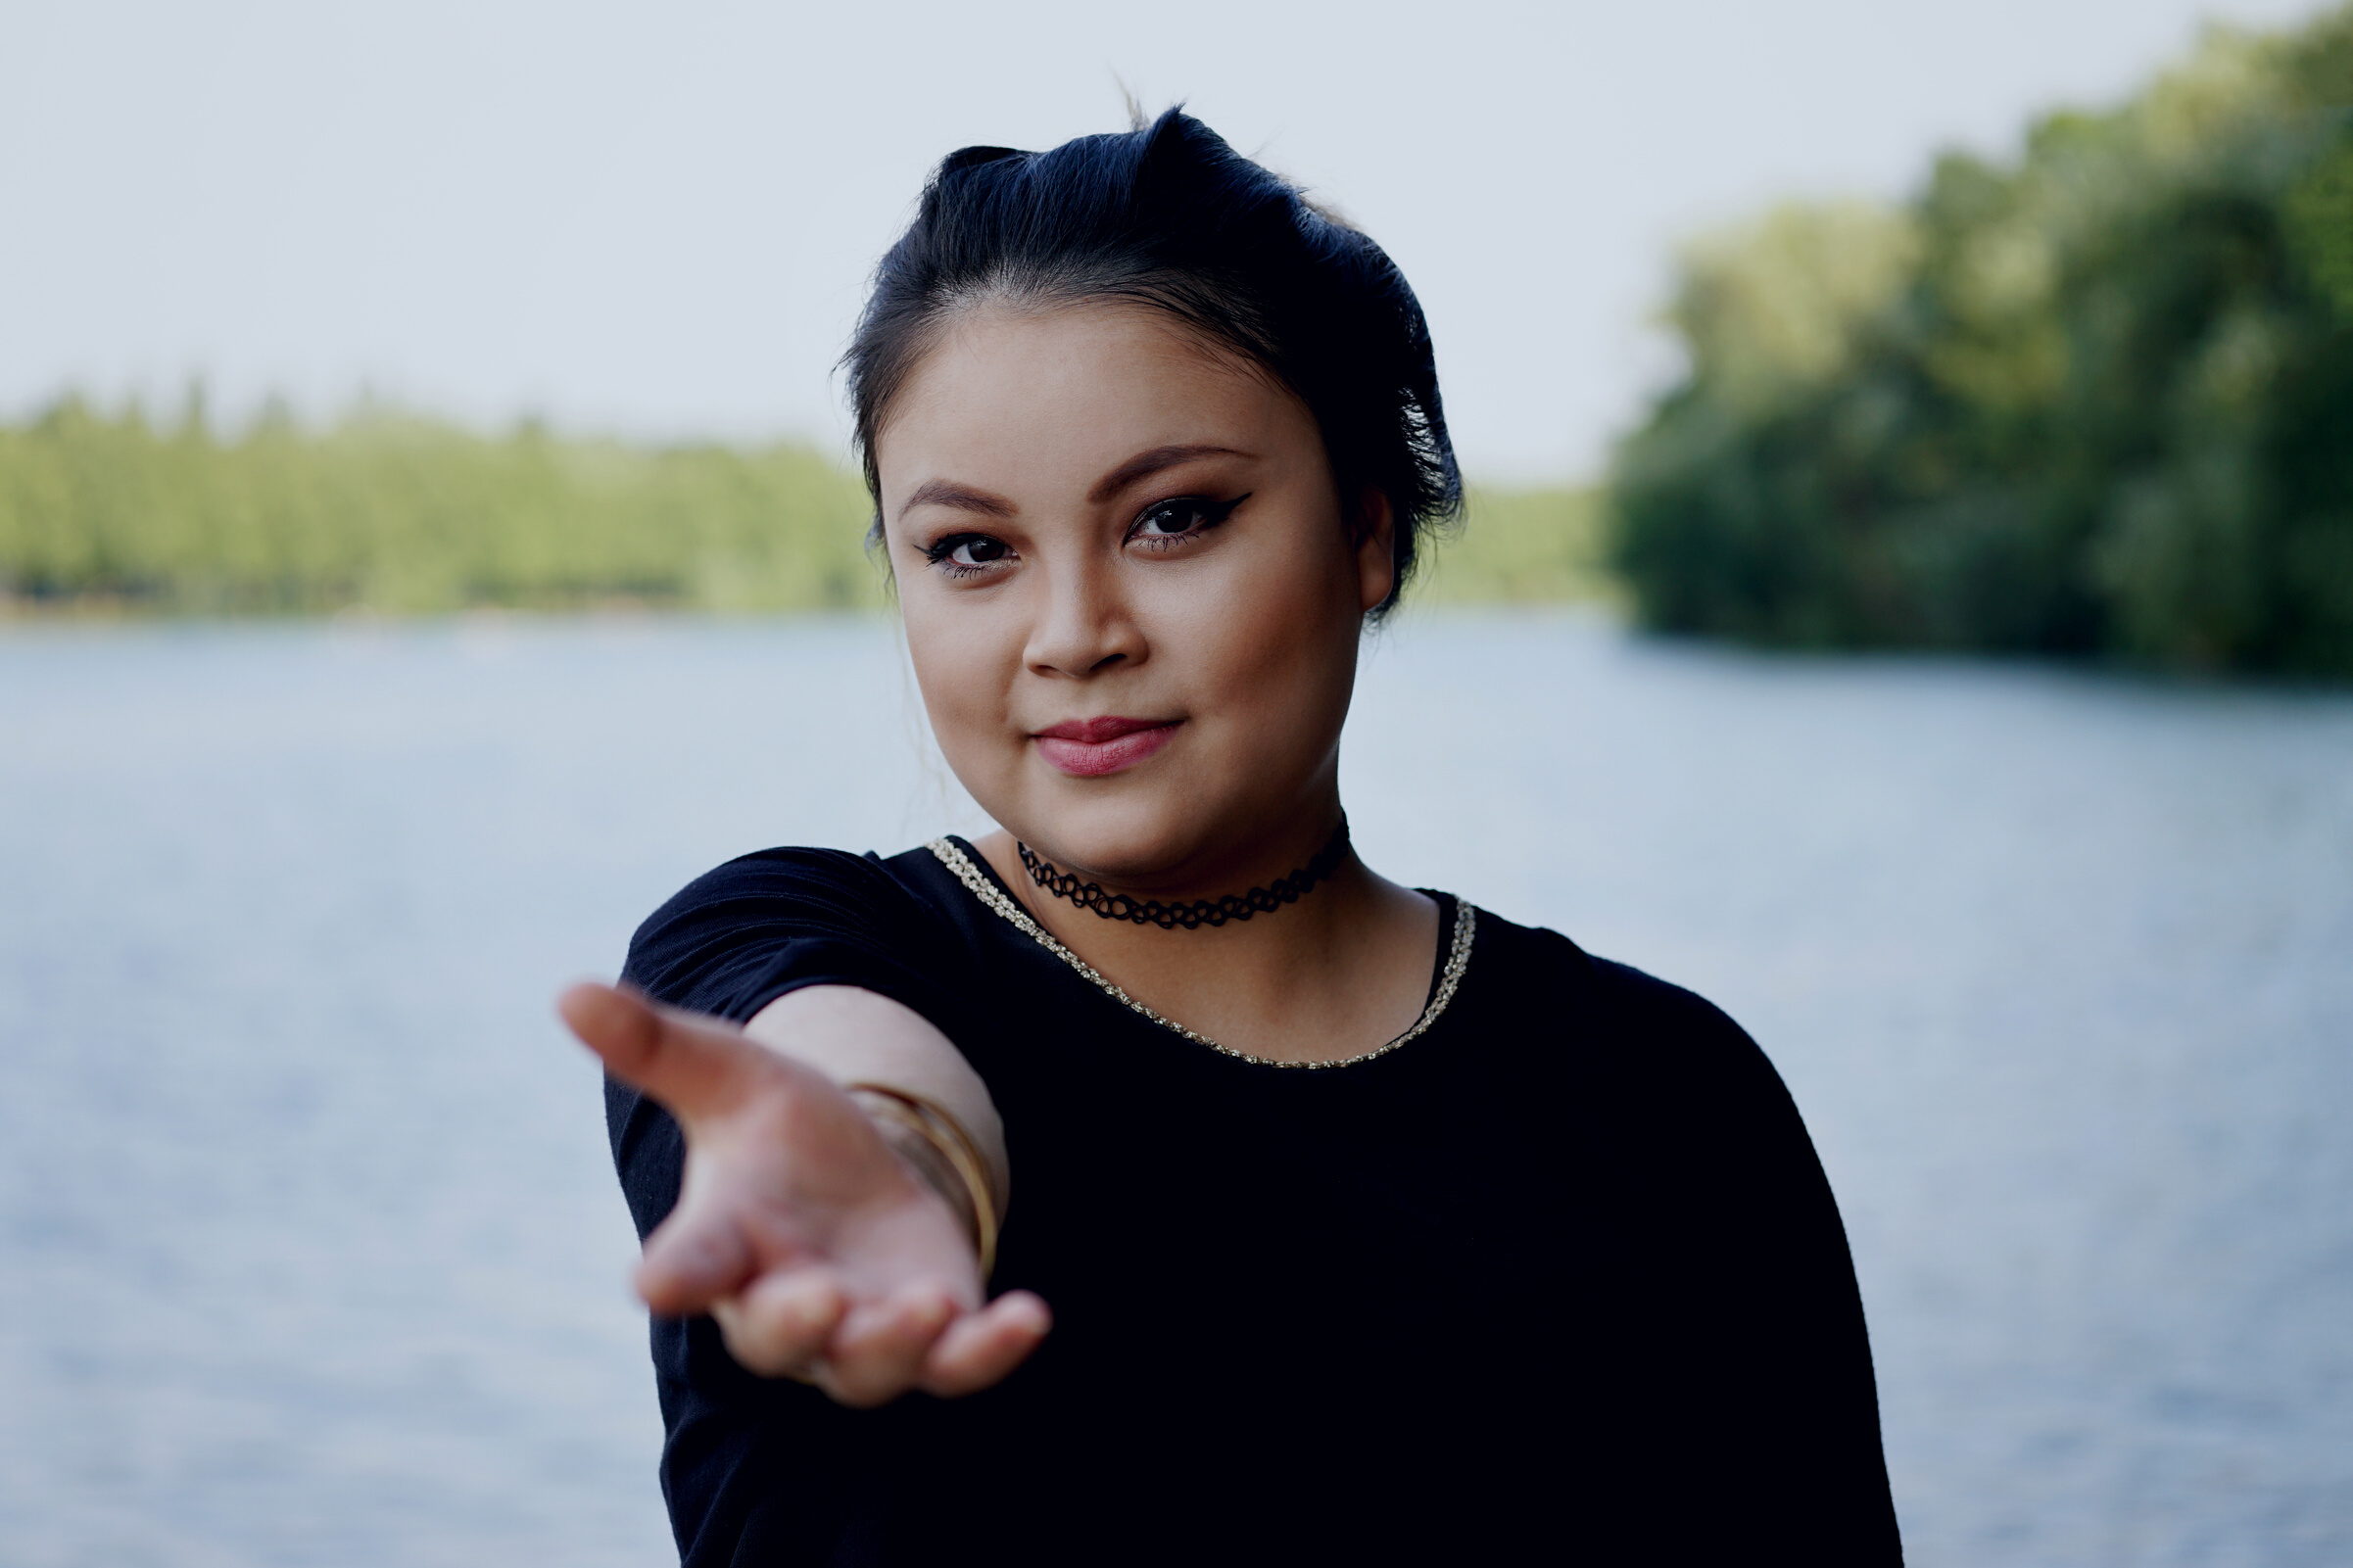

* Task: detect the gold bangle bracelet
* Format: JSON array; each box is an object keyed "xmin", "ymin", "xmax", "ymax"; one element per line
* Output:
[{"xmin": 844, "ymin": 1082, "xmax": 1000, "ymax": 1284}]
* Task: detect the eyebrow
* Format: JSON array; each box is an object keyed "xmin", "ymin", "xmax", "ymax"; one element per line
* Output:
[
  {"xmin": 897, "ymin": 480, "xmax": 1017, "ymax": 522},
  {"xmin": 1086, "ymin": 445, "xmax": 1253, "ymax": 504}
]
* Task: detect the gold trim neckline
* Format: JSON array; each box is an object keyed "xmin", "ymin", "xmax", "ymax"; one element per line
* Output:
[{"xmin": 925, "ymin": 836, "xmax": 1475, "ymax": 1070}]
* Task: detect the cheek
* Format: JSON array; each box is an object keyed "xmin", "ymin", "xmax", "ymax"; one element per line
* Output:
[
  {"xmin": 899, "ymin": 596, "xmax": 1014, "ymax": 763},
  {"xmin": 1172, "ymin": 524, "xmax": 1360, "ymax": 719}
]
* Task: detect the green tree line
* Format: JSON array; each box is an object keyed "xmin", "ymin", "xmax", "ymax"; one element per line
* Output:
[
  {"xmin": 1611, "ymin": 5, "xmax": 2353, "ymax": 677},
  {"xmin": 0, "ymin": 394, "xmax": 1606, "ymax": 617},
  {"xmin": 0, "ymin": 396, "xmax": 884, "ymax": 614}
]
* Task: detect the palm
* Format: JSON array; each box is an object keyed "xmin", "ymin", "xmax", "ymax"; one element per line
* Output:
[{"xmin": 561, "ymin": 983, "xmax": 1050, "ymax": 1406}]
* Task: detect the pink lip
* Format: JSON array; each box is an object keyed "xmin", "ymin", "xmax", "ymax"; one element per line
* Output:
[{"xmin": 1032, "ymin": 716, "xmax": 1182, "ymax": 778}]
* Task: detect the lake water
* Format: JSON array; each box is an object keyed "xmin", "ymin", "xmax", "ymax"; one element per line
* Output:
[{"xmin": 1, "ymin": 612, "xmax": 2348, "ymax": 1566}]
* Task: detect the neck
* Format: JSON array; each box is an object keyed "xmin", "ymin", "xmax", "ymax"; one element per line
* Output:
[
  {"xmin": 971, "ymin": 809, "xmax": 1438, "ymax": 1065},
  {"xmin": 1017, "ymin": 818, "xmax": 1352, "ymax": 930}
]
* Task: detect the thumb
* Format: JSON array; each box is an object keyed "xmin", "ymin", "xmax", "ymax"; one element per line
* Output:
[{"xmin": 559, "ymin": 981, "xmax": 774, "ymax": 1122}]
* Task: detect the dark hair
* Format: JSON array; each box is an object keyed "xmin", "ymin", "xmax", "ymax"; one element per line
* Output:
[{"xmin": 843, "ymin": 109, "xmax": 1462, "ymax": 616}]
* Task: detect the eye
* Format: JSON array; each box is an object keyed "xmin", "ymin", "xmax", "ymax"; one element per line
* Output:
[
  {"xmin": 923, "ymin": 533, "xmax": 1013, "ymax": 576},
  {"xmin": 1127, "ymin": 493, "xmax": 1250, "ymax": 549}
]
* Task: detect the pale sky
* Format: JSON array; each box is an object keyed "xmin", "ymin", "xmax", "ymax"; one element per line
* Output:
[{"xmin": 3, "ymin": 0, "xmax": 2334, "ymax": 481}]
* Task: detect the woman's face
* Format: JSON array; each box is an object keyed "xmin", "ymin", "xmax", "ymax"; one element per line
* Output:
[{"xmin": 875, "ymin": 301, "xmax": 1393, "ymax": 886}]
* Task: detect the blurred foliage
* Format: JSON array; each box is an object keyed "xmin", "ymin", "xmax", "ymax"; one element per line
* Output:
[
  {"xmin": 1612, "ymin": 5, "xmax": 2353, "ymax": 677},
  {"xmin": 0, "ymin": 395, "xmax": 883, "ymax": 614},
  {"xmin": 1417, "ymin": 486, "xmax": 1615, "ymax": 606}
]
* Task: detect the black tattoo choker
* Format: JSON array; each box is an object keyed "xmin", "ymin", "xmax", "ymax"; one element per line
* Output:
[{"xmin": 1015, "ymin": 819, "xmax": 1352, "ymax": 930}]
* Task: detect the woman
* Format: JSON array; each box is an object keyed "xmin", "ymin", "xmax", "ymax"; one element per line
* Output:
[{"xmin": 563, "ymin": 111, "xmax": 1902, "ymax": 1564}]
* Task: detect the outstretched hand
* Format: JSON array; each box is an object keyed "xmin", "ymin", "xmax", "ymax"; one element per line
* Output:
[{"xmin": 559, "ymin": 982, "xmax": 1051, "ymax": 1406}]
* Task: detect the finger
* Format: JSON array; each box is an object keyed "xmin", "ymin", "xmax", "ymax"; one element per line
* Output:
[
  {"xmin": 711, "ymin": 1270, "xmax": 849, "ymax": 1377},
  {"xmin": 815, "ymin": 1284, "xmax": 959, "ymax": 1408},
  {"xmin": 558, "ymin": 982, "xmax": 771, "ymax": 1120},
  {"xmin": 635, "ymin": 1186, "xmax": 756, "ymax": 1314},
  {"xmin": 919, "ymin": 1291, "xmax": 1053, "ymax": 1398}
]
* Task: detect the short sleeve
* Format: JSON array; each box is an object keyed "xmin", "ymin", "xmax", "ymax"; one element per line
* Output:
[
  {"xmin": 606, "ymin": 845, "xmax": 976, "ymax": 1244},
  {"xmin": 1591, "ymin": 959, "xmax": 1903, "ymax": 1562},
  {"xmin": 620, "ymin": 846, "xmax": 972, "ymax": 1027},
  {"xmin": 601, "ymin": 848, "xmax": 985, "ymax": 1566}
]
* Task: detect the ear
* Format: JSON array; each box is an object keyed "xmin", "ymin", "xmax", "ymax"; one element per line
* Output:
[{"xmin": 1351, "ymin": 486, "xmax": 1398, "ymax": 614}]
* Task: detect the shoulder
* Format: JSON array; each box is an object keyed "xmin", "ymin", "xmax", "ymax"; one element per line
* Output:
[
  {"xmin": 1462, "ymin": 908, "xmax": 1840, "ymax": 1232},
  {"xmin": 634, "ymin": 844, "xmax": 922, "ymax": 929},
  {"xmin": 621, "ymin": 844, "xmax": 962, "ymax": 1022},
  {"xmin": 1462, "ymin": 903, "xmax": 1786, "ymax": 1103}
]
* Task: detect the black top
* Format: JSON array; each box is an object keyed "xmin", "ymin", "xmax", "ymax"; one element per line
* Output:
[{"xmin": 609, "ymin": 838, "xmax": 1903, "ymax": 1566}]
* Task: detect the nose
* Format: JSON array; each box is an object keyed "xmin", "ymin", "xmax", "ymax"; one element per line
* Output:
[{"xmin": 1024, "ymin": 554, "xmax": 1144, "ymax": 679}]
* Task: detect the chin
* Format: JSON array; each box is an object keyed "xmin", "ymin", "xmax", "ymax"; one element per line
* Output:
[{"xmin": 1016, "ymin": 781, "xmax": 1226, "ymax": 883}]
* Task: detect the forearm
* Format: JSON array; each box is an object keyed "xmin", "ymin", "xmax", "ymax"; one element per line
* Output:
[{"xmin": 743, "ymin": 984, "xmax": 1009, "ymax": 1218}]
